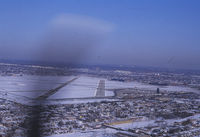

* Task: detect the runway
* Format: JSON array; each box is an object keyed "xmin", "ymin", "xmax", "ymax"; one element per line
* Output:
[{"xmin": 95, "ymin": 80, "xmax": 105, "ymax": 97}]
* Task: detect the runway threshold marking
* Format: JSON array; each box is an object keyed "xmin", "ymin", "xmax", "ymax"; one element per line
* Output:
[{"xmin": 36, "ymin": 77, "xmax": 78, "ymax": 100}]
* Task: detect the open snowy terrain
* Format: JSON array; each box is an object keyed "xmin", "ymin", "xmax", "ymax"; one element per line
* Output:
[{"xmin": 0, "ymin": 75, "xmax": 199, "ymax": 105}]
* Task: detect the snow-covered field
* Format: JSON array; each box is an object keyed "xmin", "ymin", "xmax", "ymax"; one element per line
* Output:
[
  {"xmin": 105, "ymin": 79, "xmax": 200, "ymax": 93},
  {"xmin": 0, "ymin": 75, "xmax": 199, "ymax": 105},
  {"xmin": 0, "ymin": 75, "xmax": 75, "ymax": 97},
  {"xmin": 48, "ymin": 76, "xmax": 100, "ymax": 99},
  {"xmin": 0, "ymin": 75, "xmax": 114, "ymax": 104}
]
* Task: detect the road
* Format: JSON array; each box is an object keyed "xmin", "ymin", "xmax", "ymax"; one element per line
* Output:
[{"xmin": 36, "ymin": 77, "xmax": 78, "ymax": 100}]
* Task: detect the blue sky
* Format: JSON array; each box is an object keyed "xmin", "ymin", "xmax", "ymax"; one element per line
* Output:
[{"xmin": 0, "ymin": 0, "xmax": 200, "ymax": 69}]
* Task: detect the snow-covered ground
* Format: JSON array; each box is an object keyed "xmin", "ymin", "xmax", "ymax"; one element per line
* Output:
[
  {"xmin": 0, "ymin": 75, "xmax": 75, "ymax": 97},
  {"xmin": 0, "ymin": 75, "xmax": 114, "ymax": 104},
  {"xmin": 48, "ymin": 76, "xmax": 100, "ymax": 99},
  {"xmin": 111, "ymin": 113, "xmax": 200, "ymax": 131},
  {"xmin": 105, "ymin": 79, "xmax": 200, "ymax": 93},
  {"xmin": 0, "ymin": 75, "xmax": 199, "ymax": 105},
  {"xmin": 48, "ymin": 76, "xmax": 114, "ymax": 99},
  {"xmin": 45, "ymin": 113, "xmax": 200, "ymax": 137},
  {"xmin": 42, "ymin": 98, "xmax": 119, "ymax": 105},
  {"xmin": 46, "ymin": 128, "xmax": 116, "ymax": 137}
]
